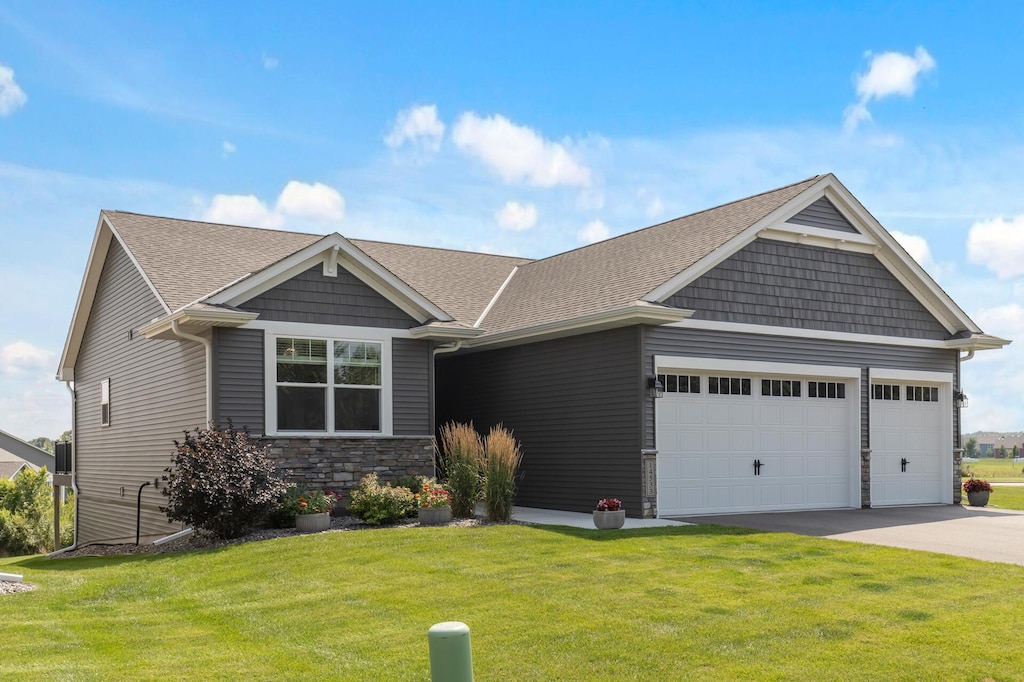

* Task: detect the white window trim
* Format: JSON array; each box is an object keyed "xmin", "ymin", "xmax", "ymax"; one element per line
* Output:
[
  {"xmin": 264, "ymin": 328, "xmax": 394, "ymax": 437},
  {"xmin": 100, "ymin": 378, "xmax": 110, "ymax": 427}
]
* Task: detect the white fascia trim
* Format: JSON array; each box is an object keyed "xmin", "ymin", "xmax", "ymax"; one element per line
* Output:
[
  {"xmin": 666, "ymin": 318, "xmax": 954, "ymax": 349},
  {"xmin": 474, "ymin": 266, "xmax": 518, "ymax": 328},
  {"xmin": 821, "ymin": 182, "xmax": 979, "ymax": 334},
  {"xmin": 655, "ymin": 355, "xmax": 862, "ymax": 379},
  {"xmin": 761, "ymin": 223, "xmax": 876, "ymax": 253},
  {"xmin": 945, "ymin": 336, "xmax": 1012, "ymax": 351},
  {"xmin": 57, "ymin": 214, "xmax": 172, "ymax": 381},
  {"xmin": 868, "ymin": 367, "xmax": 953, "ymax": 384},
  {"xmin": 206, "ymin": 234, "xmax": 450, "ymax": 324},
  {"xmin": 245, "ymin": 319, "xmax": 414, "ymax": 340},
  {"xmin": 408, "ymin": 324, "xmax": 483, "ymax": 340},
  {"xmin": 466, "ymin": 304, "xmax": 693, "ymax": 349},
  {"xmin": 139, "ymin": 307, "xmax": 260, "ymax": 339},
  {"xmin": 642, "ymin": 176, "xmax": 836, "ymax": 302},
  {"xmin": 262, "ymin": 327, "xmax": 394, "ymax": 437}
]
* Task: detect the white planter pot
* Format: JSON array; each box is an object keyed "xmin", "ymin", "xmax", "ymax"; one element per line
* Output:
[
  {"xmin": 418, "ymin": 506, "xmax": 453, "ymax": 526},
  {"xmin": 593, "ymin": 510, "xmax": 626, "ymax": 529},
  {"xmin": 296, "ymin": 512, "xmax": 331, "ymax": 532}
]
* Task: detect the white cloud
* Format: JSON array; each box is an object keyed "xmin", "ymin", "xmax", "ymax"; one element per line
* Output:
[
  {"xmin": 276, "ymin": 180, "xmax": 345, "ymax": 222},
  {"xmin": 385, "ymin": 104, "xmax": 445, "ymax": 154},
  {"xmin": 222, "ymin": 140, "xmax": 236, "ymax": 156},
  {"xmin": 263, "ymin": 55, "xmax": 279, "ymax": 70},
  {"xmin": 0, "ymin": 62, "xmax": 28, "ymax": 116},
  {"xmin": 890, "ymin": 230, "xmax": 934, "ymax": 269},
  {"xmin": 203, "ymin": 194, "xmax": 281, "ymax": 229},
  {"xmin": 577, "ymin": 219, "xmax": 610, "ymax": 245},
  {"xmin": 967, "ymin": 215, "xmax": 1024, "ymax": 280},
  {"xmin": 496, "ymin": 201, "xmax": 537, "ymax": 231},
  {"xmin": 202, "ymin": 180, "xmax": 345, "ymax": 229},
  {"xmin": 0, "ymin": 341, "xmax": 53, "ymax": 376},
  {"xmin": 975, "ymin": 303, "xmax": 1024, "ymax": 340},
  {"xmin": 452, "ymin": 112, "xmax": 591, "ymax": 187},
  {"xmin": 646, "ymin": 196, "xmax": 665, "ymax": 220},
  {"xmin": 844, "ymin": 47, "xmax": 936, "ymax": 133}
]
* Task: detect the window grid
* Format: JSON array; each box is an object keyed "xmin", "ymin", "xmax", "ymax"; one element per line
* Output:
[
  {"xmin": 906, "ymin": 385, "xmax": 940, "ymax": 402},
  {"xmin": 657, "ymin": 374, "xmax": 700, "ymax": 394},
  {"xmin": 761, "ymin": 379, "xmax": 802, "ymax": 398},
  {"xmin": 809, "ymin": 381, "xmax": 846, "ymax": 399},
  {"xmin": 708, "ymin": 377, "xmax": 751, "ymax": 396},
  {"xmin": 872, "ymin": 384, "xmax": 901, "ymax": 401}
]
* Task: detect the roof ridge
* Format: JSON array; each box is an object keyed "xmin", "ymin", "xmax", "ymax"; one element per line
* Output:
[
  {"xmin": 516, "ymin": 175, "xmax": 823, "ymax": 269},
  {"xmin": 103, "ymin": 210, "xmax": 323, "ymax": 238},
  {"xmin": 350, "ymin": 237, "xmax": 532, "ymax": 262}
]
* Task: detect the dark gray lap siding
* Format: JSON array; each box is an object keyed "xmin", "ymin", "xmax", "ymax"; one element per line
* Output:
[
  {"xmin": 436, "ymin": 327, "xmax": 643, "ymax": 516},
  {"xmin": 643, "ymin": 326, "xmax": 959, "ymax": 451},
  {"xmin": 213, "ymin": 329, "xmax": 432, "ymax": 436}
]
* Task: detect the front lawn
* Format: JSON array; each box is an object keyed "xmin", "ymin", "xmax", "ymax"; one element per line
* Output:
[
  {"xmin": 962, "ymin": 457, "xmax": 1024, "ymax": 482},
  {"xmin": 2, "ymin": 524, "xmax": 1022, "ymax": 681},
  {"xmin": 987, "ymin": 485, "xmax": 1024, "ymax": 510}
]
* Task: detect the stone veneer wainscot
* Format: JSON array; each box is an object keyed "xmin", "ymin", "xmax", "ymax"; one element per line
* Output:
[{"xmin": 263, "ymin": 437, "xmax": 435, "ymax": 500}]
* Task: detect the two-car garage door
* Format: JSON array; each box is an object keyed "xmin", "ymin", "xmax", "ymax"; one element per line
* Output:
[
  {"xmin": 654, "ymin": 358, "xmax": 952, "ymax": 517},
  {"xmin": 656, "ymin": 368, "xmax": 856, "ymax": 517}
]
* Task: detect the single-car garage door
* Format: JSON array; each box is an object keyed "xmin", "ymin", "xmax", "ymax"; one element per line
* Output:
[
  {"xmin": 870, "ymin": 382, "xmax": 946, "ymax": 506},
  {"xmin": 656, "ymin": 370, "xmax": 855, "ymax": 517}
]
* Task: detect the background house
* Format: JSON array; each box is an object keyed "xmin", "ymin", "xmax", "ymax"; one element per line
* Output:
[{"xmin": 0, "ymin": 429, "xmax": 55, "ymax": 481}]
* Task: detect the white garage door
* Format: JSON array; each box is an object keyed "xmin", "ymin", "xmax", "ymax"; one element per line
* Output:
[
  {"xmin": 657, "ymin": 373, "xmax": 852, "ymax": 517},
  {"xmin": 870, "ymin": 382, "xmax": 945, "ymax": 506}
]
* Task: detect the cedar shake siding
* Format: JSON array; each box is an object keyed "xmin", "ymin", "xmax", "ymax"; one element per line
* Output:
[
  {"xmin": 787, "ymin": 197, "xmax": 859, "ymax": 233},
  {"xmin": 666, "ymin": 239, "xmax": 950, "ymax": 340},
  {"xmin": 239, "ymin": 264, "xmax": 418, "ymax": 328},
  {"xmin": 436, "ymin": 327, "xmax": 644, "ymax": 516},
  {"xmin": 642, "ymin": 326, "xmax": 959, "ymax": 455},
  {"xmin": 74, "ymin": 241, "xmax": 205, "ymax": 544}
]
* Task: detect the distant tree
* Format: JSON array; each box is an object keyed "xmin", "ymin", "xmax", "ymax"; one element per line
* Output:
[
  {"xmin": 27, "ymin": 437, "xmax": 54, "ymax": 454},
  {"xmin": 964, "ymin": 437, "xmax": 978, "ymax": 458},
  {"xmin": 57, "ymin": 430, "xmax": 72, "ymax": 443},
  {"xmin": 1013, "ymin": 444, "xmax": 1021, "ymax": 460},
  {"xmin": 997, "ymin": 445, "xmax": 1009, "ymax": 459}
]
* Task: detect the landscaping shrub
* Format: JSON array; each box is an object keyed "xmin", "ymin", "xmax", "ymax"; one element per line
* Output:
[
  {"xmin": 162, "ymin": 424, "xmax": 288, "ymax": 539},
  {"xmin": 391, "ymin": 475, "xmax": 426, "ymax": 517},
  {"xmin": 482, "ymin": 425, "xmax": 523, "ymax": 523},
  {"xmin": 0, "ymin": 467, "xmax": 74, "ymax": 556},
  {"xmin": 347, "ymin": 473, "xmax": 416, "ymax": 525},
  {"xmin": 438, "ymin": 421, "xmax": 483, "ymax": 518}
]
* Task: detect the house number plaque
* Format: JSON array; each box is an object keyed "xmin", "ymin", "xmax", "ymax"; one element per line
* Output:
[{"xmin": 644, "ymin": 457, "xmax": 657, "ymax": 497}]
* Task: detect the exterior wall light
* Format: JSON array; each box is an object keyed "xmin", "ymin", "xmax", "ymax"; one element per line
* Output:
[
  {"xmin": 647, "ymin": 376, "xmax": 664, "ymax": 399},
  {"xmin": 954, "ymin": 391, "xmax": 968, "ymax": 409}
]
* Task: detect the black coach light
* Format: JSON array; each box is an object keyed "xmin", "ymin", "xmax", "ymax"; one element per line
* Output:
[
  {"xmin": 954, "ymin": 390, "xmax": 968, "ymax": 408},
  {"xmin": 647, "ymin": 376, "xmax": 664, "ymax": 399}
]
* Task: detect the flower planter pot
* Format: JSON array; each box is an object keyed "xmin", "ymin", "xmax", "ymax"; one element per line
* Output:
[
  {"xmin": 593, "ymin": 510, "xmax": 626, "ymax": 529},
  {"xmin": 418, "ymin": 506, "xmax": 453, "ymax": 526},
  {"xmin": 966, "ymin": 490, "xmax": 990, "ymax": 507},
  {"xmin": 295, "ymin": 512, "xmax": 331, "ymax": 532}
]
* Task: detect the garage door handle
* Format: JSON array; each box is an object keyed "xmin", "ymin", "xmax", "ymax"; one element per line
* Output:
[
  {"xmin": 901, "ymin": 458, "xmax": 908, "ymax": 473},
  {"xmin": 753, "ymin": 459, "xmax": 763, "ymax": 475}
]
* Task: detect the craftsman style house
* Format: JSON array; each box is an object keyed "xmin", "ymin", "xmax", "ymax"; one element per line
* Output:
[{"xmin": 57, "ymin": 174, "xmax": 1009, "ymax": 545}]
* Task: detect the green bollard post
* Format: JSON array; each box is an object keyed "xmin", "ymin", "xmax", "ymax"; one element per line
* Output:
[{"xmin": 428, "ymin": 621, "xmax": 474, "ymax": 682}]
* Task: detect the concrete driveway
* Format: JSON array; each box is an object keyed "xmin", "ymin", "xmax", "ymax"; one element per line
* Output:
[{"xmin": 676, "ymin": 505, "xmax": 1024, "ymax": 565}]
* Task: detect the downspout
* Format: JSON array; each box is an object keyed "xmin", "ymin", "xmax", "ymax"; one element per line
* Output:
[
  {"xmin": 49, "ymin": 381, "xmax": 81, "ymax": 556},
  {"xmin": 170, "ymin": 320, "xmax": 214, "ymax": 425}
]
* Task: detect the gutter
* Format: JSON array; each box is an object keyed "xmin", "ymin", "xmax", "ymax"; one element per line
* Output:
[
  {"xmin": 49, "ymin": 381, "xmax": 81, "ymax": 556},
  {"xmin": 170, "ymin": 320, "xmax": 214, "ymax": 425}
]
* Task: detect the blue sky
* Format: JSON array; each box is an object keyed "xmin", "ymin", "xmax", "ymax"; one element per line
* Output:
[{"xmin": 1, "ymin": 1, "xmax": 1022, "ymax": 440}]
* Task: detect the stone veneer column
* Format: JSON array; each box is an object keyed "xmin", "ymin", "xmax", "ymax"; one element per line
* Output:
[
  {"xmin": 953, "ymin": 448, "xmax": 963, "ymax": 504},
  {"xmin": 263, "ymin": 436, "xmax": 435, "ymax": 502},
  {"xmin": 640, "ymin": 449, "xmax": 658, "ymax": 518},
  {"xmin": 860, "ymin": 449, "xmax": 871, "ymax": 508}
]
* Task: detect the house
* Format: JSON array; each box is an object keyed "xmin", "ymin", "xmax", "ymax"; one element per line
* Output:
[
  {"xmin": 0, "ymin": 429, "xmax": 56, "ymax": 481},
  {"xmin": 57, "ymin": 174, "xmax": 1009, "ymax": 545}
]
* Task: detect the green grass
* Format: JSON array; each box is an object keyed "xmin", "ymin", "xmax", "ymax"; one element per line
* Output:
[
  {"xmin": 3, "ymin": 524, "xmax": 1024, "ymax": 681},
  {"xmin": 989, "ymin": 485, "xmax": 1024, "ymax": 510},
  {"xmin": 962, "ymin": 457, "xmax": 1024, "ymax": 482}
]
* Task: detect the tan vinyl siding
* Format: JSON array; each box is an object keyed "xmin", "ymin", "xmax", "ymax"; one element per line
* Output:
[{"xmin": 74, "ymin": 241, "xmax": 206, "ymax": 544}]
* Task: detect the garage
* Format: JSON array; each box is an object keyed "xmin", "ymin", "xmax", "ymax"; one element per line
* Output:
[
  {"xmin": 869, "ymin": 369, "xmax": 953, "ymax": 506},
  {"xmin": 654, "ymin": 357, "xmax": 861, "ymax": 517}
]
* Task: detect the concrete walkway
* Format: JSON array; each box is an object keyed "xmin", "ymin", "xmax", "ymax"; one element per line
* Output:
[
  {"xmin": 511, "ymin": 506, "xmax": 690, "ymax": 530},
  {"xmin": 677, "ymin": 505, "xmax": 1024, "ymax": 566}
]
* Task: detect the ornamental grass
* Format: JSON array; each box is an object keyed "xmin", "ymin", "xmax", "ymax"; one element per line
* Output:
[
  {"xmin": 483, "ymin": 424, "xmax": 523, "ymax": 523},
  {"xmin": 438, "ymin": 421, "xmax": 483, "ymax": 518}
]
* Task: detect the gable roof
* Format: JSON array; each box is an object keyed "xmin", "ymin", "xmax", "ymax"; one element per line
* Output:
[
  {"xmin": 0, "ymin": 429, "xmax": 54, "ymax": 471},
  {"xmin": 479, "ymin": 176, "xmax": 822, "ymax": 335},
  {"xmin": 59, "ymin": 174, "xmax": 1009, "ymax": 378}
]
